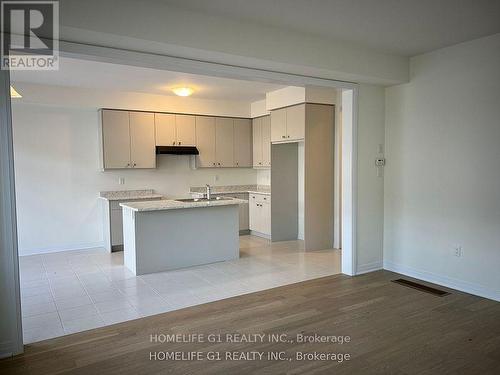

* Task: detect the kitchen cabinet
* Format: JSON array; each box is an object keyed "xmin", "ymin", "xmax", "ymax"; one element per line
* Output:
[
  {"xmin": 100, "ymin": 109, "xmax": 130, "ymax": 169},
  {"xmin": 252, "ymin": 115, "xmax": 271, "ymax": 168},
  {"xmin": 195, "ymin": 117, "xmax": 252, "ymax": 168},
  {"xmin": 101, "ymin": 196, "xmax": 162, "ymax": 252},
  {"xmin": 262, "ymin": 115, "xmax": 271, "ymax": 166},
  {"xmin": 215, "ymin": 193, "xmax": 249, "ymax": 232},
  {"xmin": 99, "ymin": 109, "xmax": 156, "ymax": 169},
  {"xmin": 195, "ymin": 116, "xmax": 216, "ymax": 167},
  {"xmin": 156, "ymin": 114, "xmax": 196, "ymax": 146},
  {"xmin": 233, "ymin": 119, "xmax": 252, "ymax": 167},
  {"xmin": 215, "ymin": 117, "xmax": 234, "ymax": 167},
  {"xmin": 129, "ymin": 112, "xmax": 156, "ymax": 168},
  {"xmin": 249, "ymin": 193, "xmax": 271, "ymax": 236},
  {"xmin": 175, "ymin": 115, "xmax": 196, "ymax": 146},
  {"xmin": 270, "ymin": 104, "xmax": 305, "ymax": 143}
]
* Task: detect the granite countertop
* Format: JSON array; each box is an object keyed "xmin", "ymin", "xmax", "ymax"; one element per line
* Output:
[
  {"xmin": 120, "ymin": 197, "xmax": 247, "ymax": 212},
  {"xmin": 99, "ymin": 189, "xmax": 164, "ymax": 201},
  {"xmin": 190, "ymin": 185, "xmax": 271, "ymax": 196}
]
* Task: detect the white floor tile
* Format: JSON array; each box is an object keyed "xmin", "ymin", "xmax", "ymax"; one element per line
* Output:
[
  {"xmin": 22, "ymin": 312, "xmax": 62, "ymax": 331},
  {"xmin": 94, "ymin": 299, "xmax": 134, "ymax": 314},
  {"xmin": 54, "ymin": 295, "xmax": 93, "ymax": 310},
  {"xmin": 88, "ymin": 290, "xmax": 126, "ymax": 303},
  {"xmin": 62, "ymin": 315, "xmax": 105, "ymax": 334},
  {"xmin": 22, "ymin": 301, "xmax": 57, "ymax": 318},
  {"xmin": 23, "ymin": 326, "xmax": 64, "ymax": 344},
  {"xmin": 58, "ymin": 304, "xmax": 99, "ymax": 323},
  {"xmin": 100, "ymin": 307, "xmax": 140, "ymax": 325},
  {"xmin": 19, "ymin": 235, "xmax": 340, "ymax": 343}
]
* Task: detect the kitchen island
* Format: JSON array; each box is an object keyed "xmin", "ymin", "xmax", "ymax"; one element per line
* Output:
[{"xmin": 120, "ymin": 198, "xmax": 245, "ymax": 275}]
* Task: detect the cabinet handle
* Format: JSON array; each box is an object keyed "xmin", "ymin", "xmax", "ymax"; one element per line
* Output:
[
  {"xmin": 126, "ymin": 163, "xmax": 130, "ymax": 167},
  {"xmin": 133, "ymin": 162, "xmax": 137, "ymax": 167},
  {"xmin": 287, "ymin": 135, "xmax": 290, "ymax": 138},
  {"xmin": 213, "ymin": 162, "xmax": 216, "ymax": 166},
  {"xmin": 218, "ymin": 162, "xmax": 221, "ymax": 166},
  {"xmin": 172, "ymin": 141, "xmax": 175, "ymax": 145},
  {"xmin": 282, "ymin": 135, "xmax": 285, "ymax": 138},
  {"xmin": 178, "ymin": 141, "xmax": 181, "ymax": 145}
]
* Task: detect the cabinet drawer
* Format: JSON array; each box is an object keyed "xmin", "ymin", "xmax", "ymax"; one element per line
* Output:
[{"xmin": 249, "ymin": 193, "xmax": 271, "ymax": 204}]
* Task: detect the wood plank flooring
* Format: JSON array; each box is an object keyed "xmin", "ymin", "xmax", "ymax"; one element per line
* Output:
[{"xmin": 1, "ymin": 270, "xmax": 500, "ymax": 374}]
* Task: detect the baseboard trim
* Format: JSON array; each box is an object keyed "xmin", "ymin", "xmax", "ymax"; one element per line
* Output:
[
  {"xmin": 357, "ymin": 261, "xmax": 383, "ymax": 275},
  {"xmin": 249, "ymin": 230, "xmax": 271, "ymax": 240},
  {"xmin": 19, "ymin": 241, "xmax": 105, "ymax": 256},
  {"xmin": 384, "ymin": 261, "xmax": 500, "ymax": 302},
  {"xmin": 0, "ymin": 341, "xmax": 15, "ymax": 359}
]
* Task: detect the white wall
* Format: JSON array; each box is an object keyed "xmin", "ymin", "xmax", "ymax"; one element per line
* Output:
[
  {"xmin": 384, "ymin": 33, "xmax": 500, "ymax": 301},
  {"xmin": 12, "ymin": 87, "xmax": 258, "ymax": 255},
  {"xmin": 356, "ymin": 85, "xmax": 386, "ymax": 273}
]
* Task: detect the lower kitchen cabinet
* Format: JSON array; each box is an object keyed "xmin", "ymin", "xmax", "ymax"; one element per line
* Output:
[
  {"xmin": 101, "ymin": 197, "xmax": 162, "ymax": 252},
  {"xmin": 214, "ymin": 193, "xmax": 249, "ymax": 232},
  {"xmin": 249, "ymin": 193, "xmax": 271, "ymax": 237}
]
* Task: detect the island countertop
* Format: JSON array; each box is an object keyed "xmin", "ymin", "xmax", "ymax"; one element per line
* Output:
[{"xmin": 120, "ymin": 197, "xmax": 247, "ymax": 212}]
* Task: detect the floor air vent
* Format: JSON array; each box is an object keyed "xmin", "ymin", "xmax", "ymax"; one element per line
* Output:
[{"xmin": 392, "ymin": 279, "xmax": 450, "ymax": 297}]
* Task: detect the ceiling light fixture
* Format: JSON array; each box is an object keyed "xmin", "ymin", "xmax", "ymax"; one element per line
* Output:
[
  {"xmin": 172, "ymin": 87, "xmax": 194, "ymax": 97},
  {"xmin": 10, "ymin": 86, "xmax": 22, "ymax": 98}
]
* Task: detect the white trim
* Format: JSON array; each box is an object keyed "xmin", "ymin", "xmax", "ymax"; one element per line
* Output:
[
  {"xmin": 357, "ymin": 261, "xmax": 383, "ymax": 275},
  {"xmin": 19, "ymin": 242, "xmax": 105, "ymax": 256},
  {"xmin": 58, "ymin": 40, "xmax": 357, "ymax": 89},
  {"xmin": 384, "ymin": 261, "xmax": 500, "ymax": 302},
  {"xmin": 340, "ymin": 88, "xmax": 358, "ymax": 276},
  {"xmin": 0, "ymin": 69, "xmax": 23, "ymax": 357}
]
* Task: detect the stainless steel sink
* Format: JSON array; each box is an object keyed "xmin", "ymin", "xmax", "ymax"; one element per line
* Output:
[{"xmin": 175, "ymin": 197, "xmax": 232, "ymax": 203}]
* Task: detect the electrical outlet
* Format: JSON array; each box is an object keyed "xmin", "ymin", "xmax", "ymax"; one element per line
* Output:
[
  {"xmin": 453, "ymin": 246, "xmax": 463, "ymax": 257},
  {"xmin": 118, "ymin": 177, "xmax": 125, "ymax": 185}
]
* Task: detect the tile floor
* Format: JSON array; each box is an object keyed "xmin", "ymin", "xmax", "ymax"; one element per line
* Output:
[{"xmin": 19, "ymin": 235, "xmax": 341, "ymax": 344}]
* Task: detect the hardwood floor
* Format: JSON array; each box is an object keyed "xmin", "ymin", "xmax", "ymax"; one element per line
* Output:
[{"xmin": 2, "ymin": 270, "xmax": 500, "ymax": 374}]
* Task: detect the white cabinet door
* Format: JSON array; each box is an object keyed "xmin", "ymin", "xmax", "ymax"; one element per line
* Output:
[
  {"xmin": 249, "ymin": 197, "xmax": 259, "ymax": 232},
  {"xmin": 195, "ymin": 116, "xmax": 216, "ymax": 167},
  {"xmin": 215, "ymin": 117, "xmax": 234, "ymax": 167},
  {"xmin": 261, "ymin": 201, "xmax": 271, "ymax": 235},
  {"xmin": 286, "ymin": 104, "xmax": 305, "ymax": 140},
  {"xmin": 129, "ymin": 112, "xmax": 156, "ymax": 168},
  {"xmin": 262, "ymin": 115, "xmax": 271, "ymax": 167},
  {"xmin": 252, "ymin": 117, "xmax": 263, "ymax": 167},
  {"xmin": 271, "ymin": 107, "xmax": 287, "ymax": 142},
  {"xmin": 101, "ymin": 110, "xmax": 131, "ymax": 169},
  {"xmin": 175, "ymin": 114, "xmax": 196, "ymax": 146},
  {"xmin": 110, "ymin": 208, "xmax": 123, "ymax": 246},
  {"xmin": 233, "ymin": 118, "xmax": 252, "ymax": 167},
  {"xmin": 155, "ymin": 113, "xmax": 176, "ymax": 146}
]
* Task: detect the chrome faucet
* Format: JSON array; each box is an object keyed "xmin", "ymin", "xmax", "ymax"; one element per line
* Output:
[{"xmin": 206, "ymin": 184, "xmax": 212, "ymax": 200}]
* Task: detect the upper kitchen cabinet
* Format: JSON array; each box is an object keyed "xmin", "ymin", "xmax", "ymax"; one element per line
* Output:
[
  {"xmin": 262, "ymin": 115, "xmax": 271, "ymax": 167},
  {"xmin": 155, "ymin": 113, "xmax": 196, "ymax": 146},
  {"xmin": 215, "ymin": 117, "xmax": 234, "ymax": 167},
  {"xmin": 270, "ymin": 104, "xmax": 305, "ymax": 142},
  {"xmin": 195, "ymin": 116, "xmax": 216, "ymax": 167},
  {"xmin": 175, "ymin": 115, "xmax": 196, "ymax": 146},
  {"xmin": 233, "ymin": 118, "xmax": 252, "ymax": 167},
  {"xmin": 252, "ymin": 115, "xmax": 271, "ymax": 168},
  {"xmin": 99, "ymin": 109, "xmax": 156, "ymax": 170}
]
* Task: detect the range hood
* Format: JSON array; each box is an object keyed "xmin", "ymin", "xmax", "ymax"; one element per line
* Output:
[{"xmin": 156, "ymin": 146, "xmax": 199, "ymax": 155}]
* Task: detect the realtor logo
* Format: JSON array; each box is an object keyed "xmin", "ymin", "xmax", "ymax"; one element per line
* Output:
[{"xmin": 1, "ymin": 0, "xmax": 59, "ymax": 70}]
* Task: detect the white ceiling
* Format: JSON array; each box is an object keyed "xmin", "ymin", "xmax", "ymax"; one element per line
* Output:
[
  {"xmin": 11, "ymin": 57, "xmax": 285, "ymax": 101},
  {"xmin": 162, "ymin": 0, "xmax": 500, "ymax": 56}
]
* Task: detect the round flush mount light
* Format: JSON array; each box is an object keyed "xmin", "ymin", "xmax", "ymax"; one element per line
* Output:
[{"xmin": 172, "ymin": 87, "xmax": 194, "ymax": 97}]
